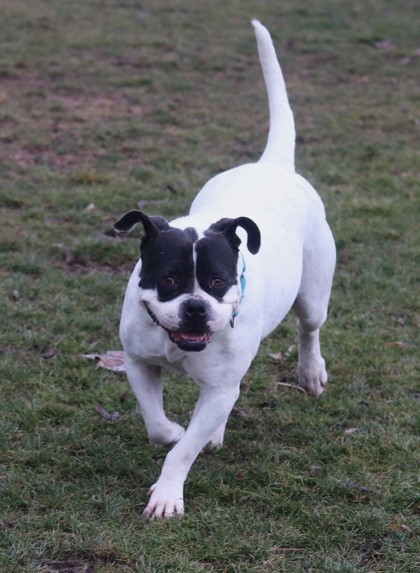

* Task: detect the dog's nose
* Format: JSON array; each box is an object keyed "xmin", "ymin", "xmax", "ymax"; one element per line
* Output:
[{"xmin": 184, "ymin": 298, "xmax": 208, "ymax": 319}]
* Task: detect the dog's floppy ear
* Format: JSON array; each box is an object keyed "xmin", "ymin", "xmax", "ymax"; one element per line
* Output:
[
  {"xmin": 114, "ymin": 210, "xmax": 170, "ymax": 238},
  {"xmin": 209, "ymin": 217, "xmax": 261, "ymax": 254}
]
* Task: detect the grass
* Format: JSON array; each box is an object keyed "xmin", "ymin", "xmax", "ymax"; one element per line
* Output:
[{"xmin": 0, "ymin": 0, "xmax": 419, "ymax": 571}]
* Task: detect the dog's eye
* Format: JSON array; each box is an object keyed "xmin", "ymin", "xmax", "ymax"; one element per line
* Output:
[
  {"xmin": 210, "ymin": 277, "xmax": 226, "ymax": 289},
  {"xmin": 161, "ymin": 276, "xmax": 177, "ymax": 287}
]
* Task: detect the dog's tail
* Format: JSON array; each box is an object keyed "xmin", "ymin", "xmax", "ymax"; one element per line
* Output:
[{"xmin": 252, "ymin": 20, "xmax": 295, "ymax": 171}]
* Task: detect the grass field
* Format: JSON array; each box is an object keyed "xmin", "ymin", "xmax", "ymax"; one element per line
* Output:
[{"xmin": 0, "ymin": 1, "xmax": 419, "ymax": 571}]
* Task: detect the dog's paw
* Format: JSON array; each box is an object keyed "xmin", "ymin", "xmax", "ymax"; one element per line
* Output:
[
  {"xmin": 148, "ymin": 421, "xmax": 185, "ymax": 446},
  {"xmin": 143, "ymin": 479, "xmax": 184, "ymax": 520},
  {"xmin": 298, "ymin": 358, "xmax": 328, "ymax": 398}
]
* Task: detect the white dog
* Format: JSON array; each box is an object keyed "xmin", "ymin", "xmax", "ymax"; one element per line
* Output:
[{"xmin": 114, "ymin": 20, "xmax": 336, "ymax": 519}]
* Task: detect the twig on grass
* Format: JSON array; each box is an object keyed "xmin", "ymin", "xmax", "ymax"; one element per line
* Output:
[{"xmin": 277, "ymin": 382, "xmax": 307, "ymax": 394}]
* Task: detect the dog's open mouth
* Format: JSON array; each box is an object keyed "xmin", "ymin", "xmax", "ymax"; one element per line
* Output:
[
  {"xmin": 169, "ymin": 331, "xmax": 212, "ymax": 351},
  {"xmin": 143, "ymin": 303, "xmax": 212, "ymax": 352}
]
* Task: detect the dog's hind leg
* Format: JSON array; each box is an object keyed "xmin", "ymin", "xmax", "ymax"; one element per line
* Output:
[
  {"xmin": 124, "ymin": 355, "xmax": 185, "ymax": 445},
  {"xmin": 293, "ymin": 220, "xmax": 336, "ymax": 397}
]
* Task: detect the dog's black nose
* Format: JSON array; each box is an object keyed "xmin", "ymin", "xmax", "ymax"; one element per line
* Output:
[{"xmin": 184, "ymin": 298, "xmax": 208, "ymax": 318}]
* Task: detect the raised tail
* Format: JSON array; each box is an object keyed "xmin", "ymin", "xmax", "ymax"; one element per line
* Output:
[{"xmin": 252, "ymin": 20, "xmax": 295, "ymax": 170}]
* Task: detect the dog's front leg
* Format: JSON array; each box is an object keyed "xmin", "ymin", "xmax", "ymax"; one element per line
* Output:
[
  {"xmin": 144, "ymin": 384, "xmax": 240, "ymax": 519},
  {"xmin": 124, "ymin": 355, "xmax": 185, "ymax": 445}
]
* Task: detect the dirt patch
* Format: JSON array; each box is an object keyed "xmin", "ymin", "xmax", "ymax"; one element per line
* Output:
[
  {"xmin": 0, "ymin": 69, "xmax": 145, "ymax": 173},
  {"xmin": 40, "ymin": 548, "xmax": 122, "ymax": 572}
]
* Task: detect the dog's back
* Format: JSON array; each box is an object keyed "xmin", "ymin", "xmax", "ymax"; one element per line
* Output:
[{"xmin": 187, "ymin": 21, "xmax": 333, "ymax": 340}]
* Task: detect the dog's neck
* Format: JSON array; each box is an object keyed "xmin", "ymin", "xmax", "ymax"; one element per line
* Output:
[{"xmin": 231, "ymin": 253, "xmax": 247, "ymax": 324}]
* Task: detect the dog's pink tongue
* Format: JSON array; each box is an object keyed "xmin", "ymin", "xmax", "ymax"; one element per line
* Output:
[
  {"xmin": 181, "ymin": 332, "xmax": 205, "ymax": 342},
  {"xmin": 179, "ymin": 332, "xmax": 211, "ymax": 344}
]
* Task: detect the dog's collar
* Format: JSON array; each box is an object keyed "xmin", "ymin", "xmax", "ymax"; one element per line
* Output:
[{"xmin": 231, "ymin": 253, "xmax": 246, "ymax": 323}]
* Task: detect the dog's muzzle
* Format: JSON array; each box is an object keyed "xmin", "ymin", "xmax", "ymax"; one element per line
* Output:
[
  {"xmin": 144, "ymin": 298, "xmax": 213, "ymax": 352},
  {"xmin": 173, "ymin": 297, "xmax": 212, "ymax": 351}
]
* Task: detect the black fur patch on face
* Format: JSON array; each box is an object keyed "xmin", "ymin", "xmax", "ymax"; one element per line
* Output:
[
  {"xmin": 139, "ymin": 228, "xmax": 195, "ymax": 301},
  {"xmin": 195, "ymin": 234, "xmax": 239, "ymax": 300},
  {"xmin": 184, "ymin": 227, "xmax": 199, "ymax": 243}
]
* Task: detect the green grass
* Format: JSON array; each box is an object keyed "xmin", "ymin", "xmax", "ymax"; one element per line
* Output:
[{"xmin": 0, "ymin": 1, "xmax": 419, "ymax": 571}]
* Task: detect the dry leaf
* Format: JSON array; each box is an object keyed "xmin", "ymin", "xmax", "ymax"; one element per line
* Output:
[
  {"xmin": 388, "ymin": 523, "xmax": 413, "ymax": 534},
  {"xmin": 42, "ymin": 347, "xmax": 58, "ymax": 359},
  {"xmin": 385, "ymin": 341, "xmax": 407, "ymax": 349},
  {"xmin": 374, "ymin": 40, "xmax": 395, "ymax": 50},
  {"xmin": 331, "ymin": 477, "xmax": 380, "ymax": 495},
  {"xmin": 398, "ymin": 57, "xmax": 411, "ymax": 66},
  {"xmin": 269, "ymin": 351, "xmax": 282, "ymax": 361},
  {"xmin": 96, "ymin": 403, "xmax": 120, "ymax": 421},
  {"xmin": 81, "ymin": 350, "xmax": 126, "ymax": 372},
  {"xmin": 11, "ymin": 289, "xmax": 20, "ymax": 301},
  {"xmin": 310, "ymin": 465, "xmax": 322, "ymax": 476}
]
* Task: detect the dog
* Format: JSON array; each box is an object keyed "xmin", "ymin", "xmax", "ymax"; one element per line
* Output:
[{"xmin": 114, "ymin": 20, "xmax": 336, "ymax": 519}]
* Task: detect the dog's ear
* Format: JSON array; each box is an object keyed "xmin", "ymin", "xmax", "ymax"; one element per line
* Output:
[
  {"xmin": 209, "ymin": 217, "xmax": 261, "ymax": 254},
  {"xmin": 114, "ymin": 210, "xmax": 170, "ymax": 238}
]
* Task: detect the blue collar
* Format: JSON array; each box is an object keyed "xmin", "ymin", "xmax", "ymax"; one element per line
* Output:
[{"xmin": 232, "ymin": 254, "xmax": 246, "ymax": 321}]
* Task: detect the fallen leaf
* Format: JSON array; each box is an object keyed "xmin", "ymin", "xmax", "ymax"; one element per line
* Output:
[
  {"xmin": 309, "ymin": 465, "xmax": 322, "ymax": 476},
  {"xmin": 81, "ymin": 350, "xmax": 126, "ymax": 372},
  {"xmin": 11, "ymin": 289, "xmax": 20, "ymax": 301},
  {"xmin": 373, "ymin": 39, "xmax": 395, "ymax": 50},
  {"xmin": 166, "ymin": 183, "xmax": 179, "ymax": 194},
  {"xmin": 331, "ymin": 477, "xmax": 380, "ymax": 495},
  {"xmin": 42, "ymin": 346, "xmax": 58, "ymax": 359},
  {"xmin": 269, "ymin": 351, "xmax": 282, "ymax": 361},
  {"xmin": 387, "ymin": 523, "xmax": 413, "ymax": 533},
  {"xmin": 344, "ymin": 427, "xmax": 359, "ymax": 434},
  {"xmin": 385, "ymin": 341, "xmax": 407, "ymax": 349},
  {"xmin": 96, "ymin": 403, "xmax": 120, "ymax": 421}
]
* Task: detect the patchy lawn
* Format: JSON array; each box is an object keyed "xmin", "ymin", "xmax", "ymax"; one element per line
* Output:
[{"xmin": 0, "ymin": 1, "xmax": 418, "ymax": 571}]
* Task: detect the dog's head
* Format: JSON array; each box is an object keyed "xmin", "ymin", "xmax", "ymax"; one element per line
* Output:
[{"xmin": 115, "ymin": 210, "xmax": 261, "ymax": 352}]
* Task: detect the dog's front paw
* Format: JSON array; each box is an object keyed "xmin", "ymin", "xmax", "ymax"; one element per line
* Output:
[
  {"xmin": 298, "ymin": 358, "xmax": 328, "ymax": 398},
  {"xmin": 148, "ymin": 421, "xmax": 185, "ymax": 446},
  {"xmin": 143, "ymin": 479, "xmax": 184, "ymax": 520}
]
